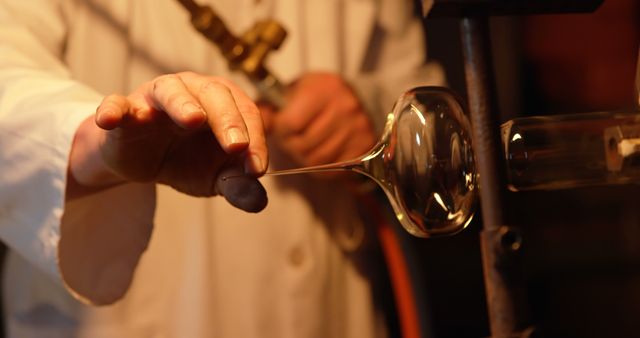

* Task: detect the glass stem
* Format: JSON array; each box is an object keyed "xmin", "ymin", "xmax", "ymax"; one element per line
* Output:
[{"xmin": 263, "ymin": 157, "xmax": 366, "ymax": 177}]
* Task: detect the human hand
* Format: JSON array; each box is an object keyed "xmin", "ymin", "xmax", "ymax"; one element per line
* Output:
[
  {"xmin": 263, "ymin": 72, "xmax": 376, "ymax": 172},
  {"xmin": 69, "ymin": 72, "xmax": 268, "ymax": 212}
]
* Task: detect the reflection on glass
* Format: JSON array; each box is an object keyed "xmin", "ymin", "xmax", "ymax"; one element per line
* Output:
[{"xmin": 262, "ymin": 87, "xmax": 478, "ymax": 238}]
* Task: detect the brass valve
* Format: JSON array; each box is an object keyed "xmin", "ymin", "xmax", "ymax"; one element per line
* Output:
[
  {"xmin": 239, "ymin": 20, "xmax": 287, "ymax": 80},
  {"xmin": 177, "ymin": 0, "xmax": 287, "ymax": 106}
]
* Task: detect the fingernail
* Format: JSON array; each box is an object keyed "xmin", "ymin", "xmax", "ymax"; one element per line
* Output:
[
  {"xmin": 181, "ymin": 102, "xmax": 205, "ymax": 119},
  {"xmin": 245, "ymin": 154, "xmax": 264, "ymax": 174},
  {"xmin": 226, "ymin": 127, "xmax": 248, "ymax": 146}
]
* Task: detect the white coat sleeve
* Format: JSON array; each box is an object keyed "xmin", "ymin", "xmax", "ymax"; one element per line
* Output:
[
  {"xmin": 350, "ymin": 0, "xmax": 446, "ymax": 133},
  {"xmin": 0, "ymin": 1, "xmax": 155, "ymax": 305}
]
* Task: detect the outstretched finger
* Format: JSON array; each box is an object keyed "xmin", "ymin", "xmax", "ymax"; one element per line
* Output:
[
  {"xmin": 96, "ymin": 94, "xmax": 129, "ymax": 130},
  {"xmin": 200, "ymin": 80, "xmax": 251, "ymax": 154},
  {"xmin": 142, "ymin": 74, "xmax": 208, "ymax": 130},
  {"xmin": 220, "ymin": 80, "xmax": 268, "ymax": 175},
  {"xmin": 179, "ymin": 73, "xmax": 268, "ymax": 174},
  {"xmin": 177, "ymin": 74, "xmax": 250, "ymax": 152}
]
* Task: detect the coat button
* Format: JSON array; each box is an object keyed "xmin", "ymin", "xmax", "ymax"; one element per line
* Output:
[
  {"xmin": 288, "ymin": 246, "xmax": 305, "ymax": 267},
  {"xmin": 335, "ymin": 220, "xmax": 365, "ymax": 252}
]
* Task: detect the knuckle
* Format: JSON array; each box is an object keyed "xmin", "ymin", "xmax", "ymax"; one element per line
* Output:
[
  {"xmin": 100, "ymin": 94, "xmax": 119, "ymax": 107},
  {"xmin": 342, "ymin": 95, "xmax": 361, "ymax": 114},
  {"xmin": 320, "ymin": 74, "xmax": 341, "ymax": 89},
  {"xmin": 154, "ymin": 74, "xmax": 179, "ymax": 85},
  {"xmin": 177, "ymin": 70, "xmax": 197, "ymax": 78},
  {"xmin": 291, "ymin": 138, "xmax": 307, "ymax": 154},
  {"xmin": 200, "ymin": 79, "xmax": 230, "ymax": 95},
  {"xmin": 281, "ymin": 138, "xmax": 301, "ymax": 155},
  {"xmin": 286, "ymin": 116, "xmax": 307, "ymax": 134},
  {"xmin": 100, "ymin": 94, "xmax": 124, "ymax": 110},
  {"xmin": 103, "ymin": 93, "xmax": 120, "ymax": 101},
  {"xmin": 210, "ymin": 76, "xmax": 236, "ymax": 88},
  {"xmin": 219, "ymin": 114, "xmax": 244, "ymax": 132},
  {"xmin": 164, "ymin": 92, "xmax": 188, "ymax": 109},
  {"xmin": 239, "ymin": 102, "xmax": 260, "ymax": 118},
  {"xmin": 152, "ymin": 74, "xmax": 179, "ymax": 95}
]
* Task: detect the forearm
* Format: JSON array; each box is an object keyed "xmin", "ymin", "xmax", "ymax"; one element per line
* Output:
[{"xmin": 0, "ymin": 2, "xmax": 160, "ymax": 305}]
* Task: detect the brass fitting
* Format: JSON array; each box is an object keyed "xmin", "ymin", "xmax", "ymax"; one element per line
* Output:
[
  {"xmin": 178, "ymin": 0, "xmax": 287, "ymax": 86},
  {"xmin": 239, "ymin": 20, "xmax": 287, "ymax": 80}
]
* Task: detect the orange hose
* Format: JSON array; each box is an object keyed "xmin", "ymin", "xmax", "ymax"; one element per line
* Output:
[{"xmin": 361, "ymin": 195, "xmax": 422, "ymax": 338}]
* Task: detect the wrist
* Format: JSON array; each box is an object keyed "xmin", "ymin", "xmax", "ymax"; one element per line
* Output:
[{"xmin": 67, "ymin": 116, "xmax": 125, "ymax": 198}]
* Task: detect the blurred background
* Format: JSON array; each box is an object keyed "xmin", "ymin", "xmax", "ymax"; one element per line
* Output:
[
  {"xmin": 411, "ymin": 0, "xmax": 640, "ymax": 337},
  {"xmin": 0, "ymin": 1, "xmax": 635, "ymax": 337}
]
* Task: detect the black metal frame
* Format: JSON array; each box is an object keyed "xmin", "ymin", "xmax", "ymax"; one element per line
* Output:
[{"xmin": 423, "ymin": 1, "xmax": 604, "ymax": 337}]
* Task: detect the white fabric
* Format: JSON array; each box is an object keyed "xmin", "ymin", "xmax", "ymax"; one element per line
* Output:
[{"xmin": 0, "ymin": 0, "xmax": 444, "ymax": 337}]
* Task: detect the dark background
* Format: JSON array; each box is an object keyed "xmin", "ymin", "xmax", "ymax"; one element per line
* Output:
[{"xmin": 412, "ymin": 0, "xmax": 640, "ymax": 337}]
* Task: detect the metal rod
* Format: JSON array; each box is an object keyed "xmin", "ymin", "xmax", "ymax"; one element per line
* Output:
[
  {"xmin": 460, "ymin": 17, "xmax": 535, "ymax": 338},
  {"xmin": 176, "ymin": 0, "xmax": 200, "ymax": 15}
]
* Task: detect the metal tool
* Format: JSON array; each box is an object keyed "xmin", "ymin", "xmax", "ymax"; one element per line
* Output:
[{"xmin": 177, "ymin": 0, "xmax": 288, "ymax": 107}]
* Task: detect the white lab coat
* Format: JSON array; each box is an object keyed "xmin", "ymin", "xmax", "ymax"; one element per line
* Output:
[{"xmin": 0, "ymin": 0, "xmax": 443, "ymax": 337}]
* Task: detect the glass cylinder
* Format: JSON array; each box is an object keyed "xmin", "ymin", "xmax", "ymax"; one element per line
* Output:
[{"xmin": 502, "ymin": 111, "xmax": 640, "ymax": 191}]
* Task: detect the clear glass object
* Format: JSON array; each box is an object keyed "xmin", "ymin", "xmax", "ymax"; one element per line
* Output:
[
  {"xmin": 262, "ymin": 87, "xmax": 478, "ymax": 238},
  {"xmin": 502, "ymin": 111, "xmax": 640, "ymax": 191}
]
